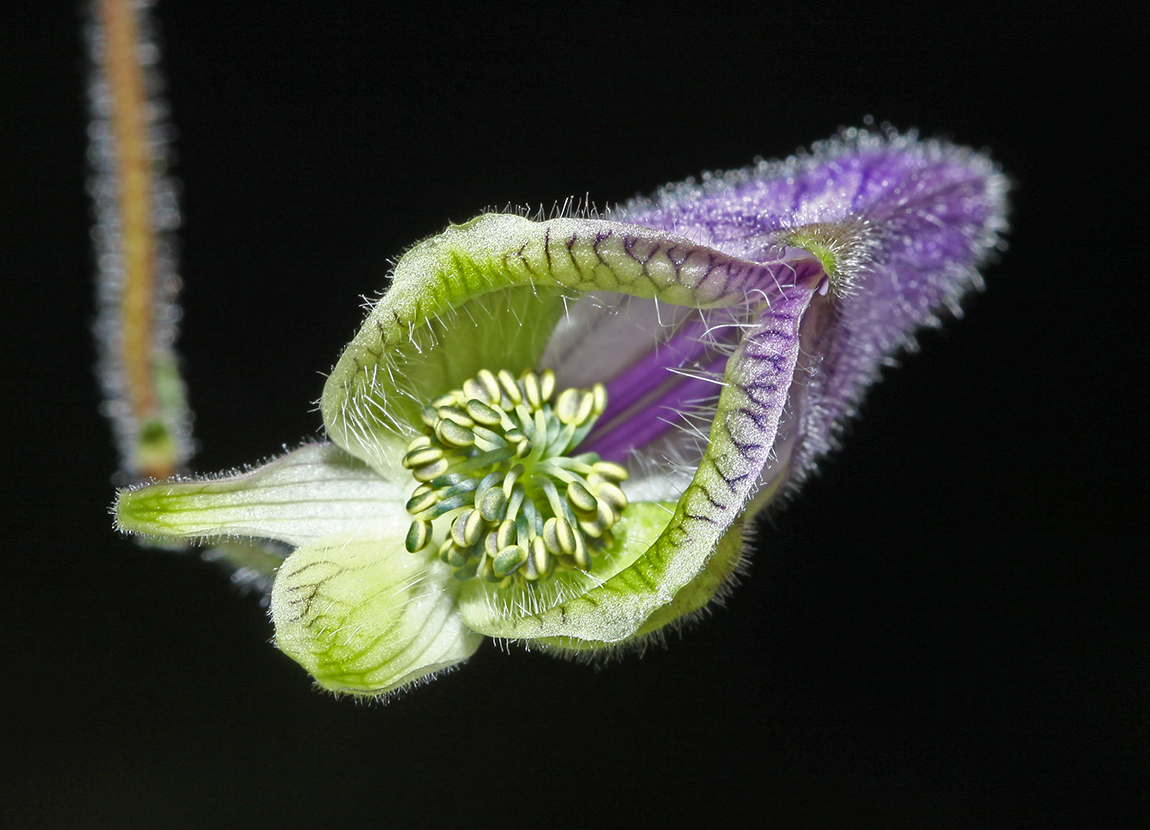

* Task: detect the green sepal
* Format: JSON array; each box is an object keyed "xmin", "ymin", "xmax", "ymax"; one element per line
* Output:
[
  {"xmin": 271, "ymin": 526, "xmax": 483, "ymax": 697},
  {"xmin": 533, "ymin": 517, "xmax": 748, "ymax": 654},
  {"xmin": 115, "ymin": 443, "xmax": 404, "ymax": 548}
]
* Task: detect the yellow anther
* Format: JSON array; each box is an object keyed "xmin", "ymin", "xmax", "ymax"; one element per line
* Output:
[
  {"xmin": 593, "ymin": 460, "xmax": 629, "ymax": 482},
  {"xmin": 554, "ymin": 516, "xmax": 577, "ymax": 556},
  {"xmin": 591, "ymin": 382, "xmax": 608, "ymax": 416},
  {"xmin": 556, "ymin": 388, "xmax": 586, "ymax": 425},
  {"xmin": 413, "ymin": 458, "xmax": 450, "ymax": 482},
  {"xmin": 572, "ymin": 531, "xmax": 590, "ymax": 570},
  {"xmin": 403, "ymin": 445, "xmax": 444, "ymax": 470},
  {"xmin": 406, "ymin": 434, "xmax": 433, "ymax": 452},
  {"xmin": 451, "ymin": 510, "xmax": 485, "ymax": 548},
  {"xmin": 437, "ymin": 406, "xmax": 474, "ymax": 428},
  {"xmin": 437, "ymin": 537, "xmax": 454, "ymax": 563},
  {"xmin": 405, "ymin": 487, "xmax": 438, "ymax": 515},
  {"xmin": 497, "ymin": 369, "xmax": 522, "ymax": 405},
  {"xmin": 479, "ymin": 486, "xmax": 506, "ymax": 522},
  {"xmin": 446, "ymin": 543, "xmax": 469, "ymax": 569},
  {"xmin": 476, "ymin": 368, "xmax": 501, "ymax": 403},
  {"xmin": 493, "ymin": 545, "xmax": 528, "ymax": 577},
  {"xmin": 566, "ymin": 480, "xmax": 598, "ymax": 515},
  {"xmin": 542, "ymin": 517, "xmax": 562, "ymax": 555},
  {"xmin": 496, "ymin": 519, "xmax": 516, "ymax": 550},
  {"xmin": 465, "ymin": 398, "xmax": 503, "ymax": 427},
  {"xmin": 596, "ymin": 498, "xmax": 618, "ymax": 529},
  {"xmin": 539, "ymin": 369, "xmax": 556, "ymax": 402},
  {"xmin": 596, "ymin": 481, "xmax": 628, "ymax": 513},
  {"xmin": 572, "ymin": 533, "xmax": 592, "ymax": 570},
  {"xmin": 405, "ymin": 519, "xmax": 433, "ymax": 553},
  {"xmin": 435, "ymin": 419, "xmax": 475, "ymax": 448},
  {"xmin": 462, "ymin": 509, "xmax": 485, "ymax": 546},
  {"xmin": 462, "ymin": 377, "xmax": 490, "ymax": 404},
  {"xmin": 574, "ymin": 390, "xmax": 595, "ymax": 425},
  {"xmin": 578, "ymin": 517, "xmax": 605, "ymax": 539},
  {"xmin": 523, "ymin": 551, "xmax": 540, "ymax": 581},
  {"xmin": 530, "ymin": 537, "xmax": 551, "ymax": 578},
  {"xmin": 522, "ymin": 372, "xmax": 543, "ymax": 410}
]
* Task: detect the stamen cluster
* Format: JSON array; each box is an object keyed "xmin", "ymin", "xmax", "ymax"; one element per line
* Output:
[{"xmin": 401, "ymin": 368, "xmax": 628, "ymax": 586}]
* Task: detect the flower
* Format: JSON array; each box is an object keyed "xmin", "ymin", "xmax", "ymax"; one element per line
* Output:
[{"xmin": 115, "ymin": 126, "xmax": 1008, "ymax": 699}]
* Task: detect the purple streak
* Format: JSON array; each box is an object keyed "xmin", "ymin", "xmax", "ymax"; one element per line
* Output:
[
  {"xmin": 597, "ymin": 317, "xmax": 711, "ymax": 425},
  {"xmin": 584, "ymin": 355, "xmax": 730, "ymax": 462}
]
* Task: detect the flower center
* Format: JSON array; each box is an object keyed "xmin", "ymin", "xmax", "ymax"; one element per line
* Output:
[{"xmin": 402, "ymin": 368, "xmax": 629, "ymax": 586}]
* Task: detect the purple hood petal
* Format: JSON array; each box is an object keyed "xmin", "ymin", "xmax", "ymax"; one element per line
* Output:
[{"xmin": 612, "ymin": 126, "xmax": 1010, "ymax": 494}]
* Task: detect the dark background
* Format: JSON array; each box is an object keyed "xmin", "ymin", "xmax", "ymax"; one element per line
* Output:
[{"xmin": 3, "ymin": 2, "xmax": 1145, "ymax": 827}]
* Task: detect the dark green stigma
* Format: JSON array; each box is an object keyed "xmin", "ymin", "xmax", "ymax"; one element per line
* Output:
[{"xmin": 401, "ymin": 368, "xmax": 628, "ymax": 586}]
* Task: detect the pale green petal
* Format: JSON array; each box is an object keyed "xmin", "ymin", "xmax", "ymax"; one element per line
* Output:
[
  {"xmin": 459, "ymin": 493, "xmax": 750, "ymax": 651},
  {"xmin": 115, "ymin": 443, "xmax": 405, "ymax": 547},
  {"xmin": 270, "ymin": 527, "xmax": 483, "ymax": 697}
]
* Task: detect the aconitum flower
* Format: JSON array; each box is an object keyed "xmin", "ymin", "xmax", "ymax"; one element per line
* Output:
[{"xmin": 115, "ymin": 127, "xmax": 1008, "ymax": 699}]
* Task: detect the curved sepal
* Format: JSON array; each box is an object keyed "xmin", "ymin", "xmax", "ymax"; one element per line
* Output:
[{"xmin": 271, "ymin": 528, "xmax": 483, "ymax": 698}]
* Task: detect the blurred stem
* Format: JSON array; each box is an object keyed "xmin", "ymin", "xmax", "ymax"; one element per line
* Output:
[
  {"xmin": 91, "ymin": 0, "xmax": 188, "ymax": 481},
  {"xmin": 92, "ymin": 2, "xmax": 285, "ymax": 584},
  {"xmin": 99, "ymin": 0, "xmax": 156, "ymax": 428}
]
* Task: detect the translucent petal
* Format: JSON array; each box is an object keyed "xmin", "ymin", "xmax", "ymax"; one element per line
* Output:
[
  {"xmin": 115, "ymin": 443, "xmax": 405, "ymax": 547},
  {"xmin": 271, "ymin": 526, "xmax": 483, "ymax": 697},
  {"xmin": 540, "ymin": 292, "xmax": 749, "ymax": 503}
]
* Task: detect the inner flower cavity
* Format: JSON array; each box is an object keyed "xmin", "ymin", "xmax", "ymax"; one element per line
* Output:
[{"xmin": 401, "ymin": 368, "xmax": 629, "ymax": 587}]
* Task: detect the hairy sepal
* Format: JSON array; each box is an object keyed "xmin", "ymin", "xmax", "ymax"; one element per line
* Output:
[
  {"xmin": 271, "ymin": 526, "xmax": 483, "ymax": 698},
  {"xmin": 114, "ymin": 443, "xmax": 404, "ymax": 548}
]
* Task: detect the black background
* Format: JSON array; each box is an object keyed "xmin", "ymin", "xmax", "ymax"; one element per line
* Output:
[{"xmin": 3, "ymin": 2, "xmax": 1146, "ymax": 827}]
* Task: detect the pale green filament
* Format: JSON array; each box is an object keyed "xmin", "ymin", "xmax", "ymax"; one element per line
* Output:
[{"xmin": 401, "ymin": 369, "xmax": 628, "ymax": 587}]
